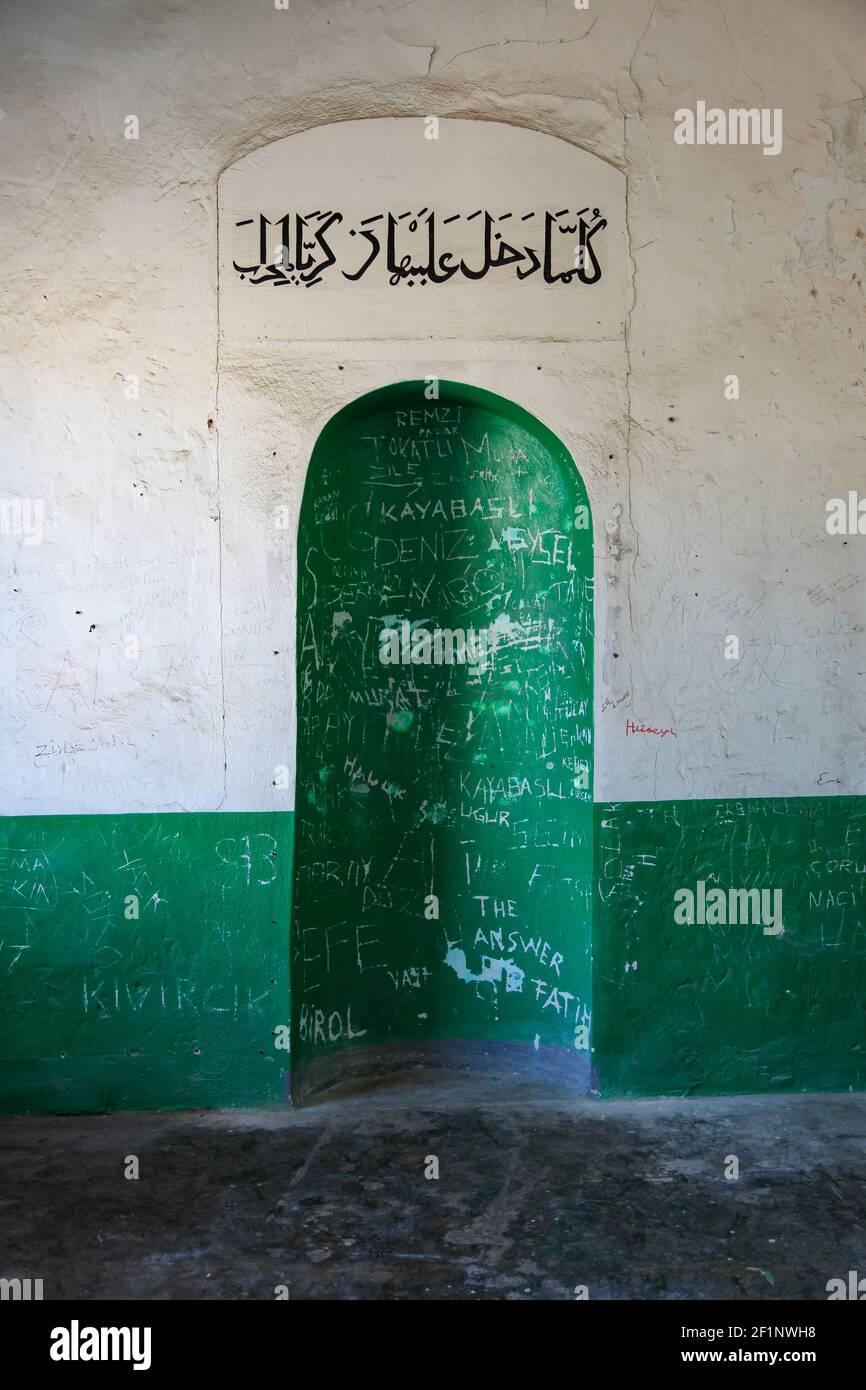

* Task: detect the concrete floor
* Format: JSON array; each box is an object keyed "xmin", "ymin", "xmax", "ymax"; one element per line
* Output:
[{"xmin": 2, "ymin": 1074, "xmax": 865, "ymax": 1300}]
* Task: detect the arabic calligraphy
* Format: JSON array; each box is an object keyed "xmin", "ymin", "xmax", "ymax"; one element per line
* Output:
[{"xmin": 232, "ymin": 206, "xmax": 608, "ymax": 288}]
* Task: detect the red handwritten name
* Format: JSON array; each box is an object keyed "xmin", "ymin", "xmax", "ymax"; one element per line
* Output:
[{"xmin": 625, "ymin": 719, "xmax": 677, "ymax": 738}]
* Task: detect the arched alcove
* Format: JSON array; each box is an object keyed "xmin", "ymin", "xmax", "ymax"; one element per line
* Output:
[
  {"xmin": 215, "ymin": 119, "xmax": 627, "ymax": 1103},
  {"xmin": 290, "ymin": 381, "xmax": 594, "ymax": 1102}
]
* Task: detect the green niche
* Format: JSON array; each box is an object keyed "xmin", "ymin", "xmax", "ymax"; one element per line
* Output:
[{"xmin": 291, "ymin": 382, "xmax": 594, "ymax": 1097}]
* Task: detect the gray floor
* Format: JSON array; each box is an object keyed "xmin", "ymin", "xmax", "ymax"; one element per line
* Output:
[{"xmin": 2, "ymin": 1074, "xmax": 865, "ymax": 1300}]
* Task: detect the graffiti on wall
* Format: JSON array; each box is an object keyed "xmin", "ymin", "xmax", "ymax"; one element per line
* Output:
[{"xmin": 290, "ymin": 382, "xmax": 595, "ymax": 1094}]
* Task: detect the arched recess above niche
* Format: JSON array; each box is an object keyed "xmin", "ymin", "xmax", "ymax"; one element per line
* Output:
[{"xmin": 217, "ymin": 117, "xmax": 628, "ymax": 343}]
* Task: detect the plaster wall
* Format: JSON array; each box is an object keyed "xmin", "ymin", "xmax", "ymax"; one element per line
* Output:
[
  {"xmin": 2, "ymin": 0, "xmax": 864, "ymax": 816},
  {"xmin": 2, "ymin": 0, "xmax": 866, "ymax": 1112}
]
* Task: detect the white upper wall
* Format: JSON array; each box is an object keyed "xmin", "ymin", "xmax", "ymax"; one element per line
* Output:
[{"xmin": 1, "ymin": 0, "xmax": 864, "ymax": 814}]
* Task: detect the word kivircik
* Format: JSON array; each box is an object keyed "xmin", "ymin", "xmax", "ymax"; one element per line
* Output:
[{"xmin": 379, "ymin": 621, "xmax": 494, "ymax": 674}]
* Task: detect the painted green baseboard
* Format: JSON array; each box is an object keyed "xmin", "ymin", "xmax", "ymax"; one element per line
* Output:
[
  {"xmin": 594, "ymin": 797, "xmax": 866, "ymax": 1097},
  {"xmin": 1, "ymin": 797, "xmax": 864, "ymax": 1113},
  {"xmin": 0, "ymin": 812, "xmax": 293, "ymax": 1113}
]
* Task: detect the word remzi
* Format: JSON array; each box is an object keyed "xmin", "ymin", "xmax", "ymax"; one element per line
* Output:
[
  {"xmin": 50, "ymin": 1322, "xmax": 151, "ymax": 1371},
  {"xmin": 233, "ymin": 206, "xmax": 608, "ymax": 288},
  {"xmin": 674, "ymin": 102, "xmax": 783, "ymax": 156},
  {"xmin": 673, "ymin": 881, "xmax": 783, "ymax": 936},
  {"xmin": 379, "ymin": 621, "xmax": 493, "ymax": 674}
]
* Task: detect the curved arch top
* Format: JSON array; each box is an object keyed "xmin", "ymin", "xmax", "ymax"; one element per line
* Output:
[
  {"xmin": 290, "ymin": 380, "xmax": 595, "ymax": 1101},
  {"xmin": 314, "ymin": 380, "xmax": 591, "ymax": 467},
  {"xmin": 218, "ymin": 117, "xmax": 627, "ymax": 343}
]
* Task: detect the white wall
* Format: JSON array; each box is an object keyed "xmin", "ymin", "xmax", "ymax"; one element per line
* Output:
[{"xmin": 2, "ymin": 0, "xmax": 864, "ymax": 815}]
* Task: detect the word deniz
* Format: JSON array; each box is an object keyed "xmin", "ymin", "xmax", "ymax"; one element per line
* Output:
[{"xmin": 233, "ymin": 206, "xmax": 608, "ymax": 288}]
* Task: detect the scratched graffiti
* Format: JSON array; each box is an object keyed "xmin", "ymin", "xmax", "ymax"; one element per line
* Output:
[
  {"xmin": 0, "ymin": 846, "xmax": 58, "ymax": 912},
  {"xmin": 290, "ymin": 382, "xmax": 595, "ymax": 1082},
  {"xmin": 594, "ymin": 798, "xmax": 866, "ymax": 1097},
  {"xmin": 0, "ymin": 813, "xmax": 290, "ymax": 1112}
]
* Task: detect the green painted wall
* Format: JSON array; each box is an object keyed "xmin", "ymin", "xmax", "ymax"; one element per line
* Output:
[
  {"xmin": 594, "ymin": 797, "xmax": 866, "ymax": 1097},
  {"xmin": 1, "ymin": 796, "xmax": 864, "ymax": 1114},
  {"xmin": 0, "ymin": 812, "xmax": 292, "ymax": 1114},
  {"xmin": 291, "ymin": 383, "xmax": 594, "ymax": 1097}
]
